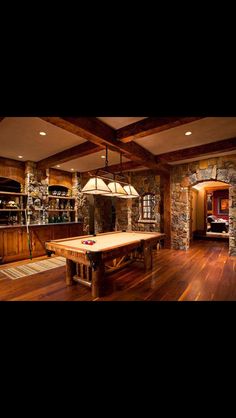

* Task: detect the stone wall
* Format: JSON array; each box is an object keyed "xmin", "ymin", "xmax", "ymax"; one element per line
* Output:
[
  {"xmin": 115, "ymin": 198, "xmax": 129, "ymax": 230},
  {"xmin": 94, "ymin": 195, "xmax": 113, "ymax": 233},
  {"xmin": 130, "ymin": 171, "xmax": 161, "ymax": 232},
  {"xmin": 80, "ymin": 174, "xmax": 114, "ymax": 234},
  {"xmin": 114, "ymin": 170, "xmax": 161, "ymax": 232},
  {"xmin": 171, "ymin": 155, "xmax": 236, "ymax": 255}
]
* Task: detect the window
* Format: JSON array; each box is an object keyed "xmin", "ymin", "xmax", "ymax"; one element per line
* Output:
[{"xmin": 141, "ymin": 193, "xmax": 155, "ymax": 220}]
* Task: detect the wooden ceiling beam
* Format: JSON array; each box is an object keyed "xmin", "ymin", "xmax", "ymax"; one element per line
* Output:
[
  {"xmin": 116, "ymin": 117, "xmax": 204, "ymax": 142},
  {"xmin": 40, "ymin": 117, "xmax": 162, "ymax": 171},
  {"xmin": 37, "ymin": 141, "xmax": 102, "ymax": 170},
  {"xmin": 155, "ymin": 137, "xmax": 236, "ymax": 163},
  {"xmin": 41, "ymin": 116, "xmax": 116, "ymax": 143}
]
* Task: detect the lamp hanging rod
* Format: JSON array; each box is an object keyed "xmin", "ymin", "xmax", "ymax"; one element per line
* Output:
[{"xmin": 90, "ymin": 174, "xmax": 130, "ymax": 186}]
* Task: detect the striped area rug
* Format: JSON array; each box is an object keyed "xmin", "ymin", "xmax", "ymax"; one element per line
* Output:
[{"xmin": 1, "ymin": 256, "xmax": 66, "ymax": 280}]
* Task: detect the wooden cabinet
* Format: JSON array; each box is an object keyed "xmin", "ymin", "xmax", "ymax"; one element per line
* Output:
[
  {"xmin": 52, "ymin": 224, "xmax": 70, "ymax": 240},
  {"xmin": 31, "ymin": 226, "xmax": 52, "ymax": 258},
  {"xmin": 2, "ymin": 228, "xmax": 30, "ymax": 263},
  {"xmin": 69, "ymin": 223, "xmax": 83, "ymax": 237},
  {"xmin": 0, "ymin": 230, "xmax": 4, "ymax": 263},
  {"xmin": 3, "ymin": 229, "xmax": 21, "ymax": 262},
  {"xmin": 0, "ymin": 223, "xmax": 83, "ymax": 264}
]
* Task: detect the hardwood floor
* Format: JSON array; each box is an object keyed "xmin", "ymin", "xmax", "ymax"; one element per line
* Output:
[{"xmin": 0, "ymin": 239, "xmax": 235, "ymax": 301}]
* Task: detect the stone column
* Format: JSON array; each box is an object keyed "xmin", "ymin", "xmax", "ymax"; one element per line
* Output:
[
  {"xmin": 72, "ymin": 171, "xmax": 79, "ymax": 222},
  {"xmin": 171, "ymin": 184, "xmax": 191, "ymax": 250},
  {"xmin": 24, "ymin": 161, "xmax": 37, "ymax": 224},
  {"xmin": 24, "ymin": 161, "xmax": 36, "ymax": 194},
  {"xmin": 115, "ymin": 198, "xmax": 128, "ymax": 231},
  {"xmin": 127, "ymin": 198, "xmax": 132, "ymax": 230}
]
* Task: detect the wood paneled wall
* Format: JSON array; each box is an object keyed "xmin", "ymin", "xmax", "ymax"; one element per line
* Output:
[
  {"xmin": 0, "ymin": 157, "xmax": 25, "ymax": 185},
  {"xmin": 49, "ymin": 168, "xmax": 73, "ymax": 189}
]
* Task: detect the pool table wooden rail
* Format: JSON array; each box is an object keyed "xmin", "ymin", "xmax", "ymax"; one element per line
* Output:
[{"xmin": 45, "ymin": 231, "xmax": 165, "ymax": 297}]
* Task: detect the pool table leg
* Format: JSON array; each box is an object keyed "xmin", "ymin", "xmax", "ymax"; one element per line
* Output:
[
  {"xmin": 143, "ymin": 242, "xmax": 152, "ymax": 271},
  {"xmin": 92, "ymin": 263, "xmax": 105, "ymax": 297},
  {"xmin": 66, "ymin": 259, "xmax": 77, "ymax": 285}
]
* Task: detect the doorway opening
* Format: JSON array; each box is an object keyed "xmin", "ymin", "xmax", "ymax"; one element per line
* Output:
[{"xmin": 190, "ymin": 180, "xmax": 229, "ymax": 241}]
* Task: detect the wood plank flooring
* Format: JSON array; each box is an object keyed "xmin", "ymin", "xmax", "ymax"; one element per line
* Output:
[{"xmin": 0, "ymin": 239, "xmax": 235, "ymax": 301}]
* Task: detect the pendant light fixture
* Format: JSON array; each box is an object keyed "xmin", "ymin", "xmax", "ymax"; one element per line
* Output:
[
  {"xmin": 81, "ymin": 147, "xmax": 139, "ymax": 198},
  {"xmin": 81, "ymin": 176, "xmax": 111, "ymax": 194},
  {"xmin": 100, "ymin": 147, "xmax": 127, "ymax": 197}
]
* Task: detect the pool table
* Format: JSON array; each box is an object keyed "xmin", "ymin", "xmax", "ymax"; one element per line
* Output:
[{"xmin": 45, "ymin": 231, "xmax": 165, "ymax": 297}]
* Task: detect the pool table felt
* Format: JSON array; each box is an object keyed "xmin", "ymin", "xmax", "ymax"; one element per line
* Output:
[{"xmin": 48, "ymin": 231, "xmax": 164, "ymax": 253}]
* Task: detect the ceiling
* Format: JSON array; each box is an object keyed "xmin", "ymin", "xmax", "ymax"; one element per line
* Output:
[
  {"xmin": 54, "ymin": 149, "xmax": 129, "ymax": 173},
  {"xmin": 1, "ymin": 116, "xmax": 236, "ymax": 172},
  {"xmin": 134, "ymin": 117, "xmax": 236, "ymax": 156},
  {"xmin": 97, "ymin": 117, "xmax": 147, "ymax": 129},
  {"xmin": 0, "ymin": 117, "xmax": 86, "ymax": 161}
]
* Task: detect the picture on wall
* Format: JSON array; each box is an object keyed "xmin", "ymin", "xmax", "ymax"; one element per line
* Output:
[
  {"xmin": 207, "ymin": 193, "xmax": 213, "ymax": 212},
  {"xmin": 219, "ymin": 198, "xmax": 229, "ymax": 214}
]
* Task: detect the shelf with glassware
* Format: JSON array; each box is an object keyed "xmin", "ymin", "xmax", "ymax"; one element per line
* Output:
[
  {"xmin": 0, "ymin": 191, "xmax": 28, "ymax": 226},
  {"xmin": 47, "ymin": 185, "xmax": 76, "ymax": 224}
]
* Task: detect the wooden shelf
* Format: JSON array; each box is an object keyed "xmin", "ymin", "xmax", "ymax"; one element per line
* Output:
[
  {"xmin": 47, "ymin": 209, "xmax": 75, "ymax": 212},
  {"xmin": 0, "ymin": 191, "xmax": 27, "ymax": 196},
  {"xmin": 138, "ymin": 219, "xmax": 157, "ymax": 224},
  {"xmin": 0, "ymin": 209, "xmax": 25, "ymax": 211},
  {"xmin": 48, "ymin": 195, "xmax": 75, "ymax": 199}
]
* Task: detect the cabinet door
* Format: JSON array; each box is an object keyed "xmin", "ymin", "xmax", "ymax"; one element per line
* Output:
[
  {"xmin": 19, "ymin": 228, "xmax": 32, "ymax": 258},
  {"xmin": 31, "ymin": 226, "xmax": 52, "ymax": 257},
  {"xmin": 3, "ymin": 229, "xmax": 21, "ymax": 262}
]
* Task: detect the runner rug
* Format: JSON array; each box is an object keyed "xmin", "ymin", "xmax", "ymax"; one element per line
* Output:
[{"xmin": 0, "ymin": 257, "xmax": 66, "ymax": 280}]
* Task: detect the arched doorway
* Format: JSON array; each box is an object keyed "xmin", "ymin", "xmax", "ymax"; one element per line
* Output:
[
  {"xmin": 170, "ymin": 158, "xmax": 236, "ymax": 256},
  {"xmin": 190, "ymin": 180, "xmax": 229, "ymax": 242}
]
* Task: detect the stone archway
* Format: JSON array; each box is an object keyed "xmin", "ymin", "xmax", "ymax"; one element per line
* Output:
[{"xmin": 171, "ymin": 157, "xmax": 236, "ymax": 255}]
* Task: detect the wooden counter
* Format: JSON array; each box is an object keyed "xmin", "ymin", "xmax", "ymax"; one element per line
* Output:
[{"xmin": 0, "ymin": 222, "xmax": 83, "ymax": 264}]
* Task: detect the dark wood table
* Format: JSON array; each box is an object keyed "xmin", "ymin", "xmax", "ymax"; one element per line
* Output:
[{"xmin": 46, "ymin": 230, "xmax": 165, "ymax": 297}]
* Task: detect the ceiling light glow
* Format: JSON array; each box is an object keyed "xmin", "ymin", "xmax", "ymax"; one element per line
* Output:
[
  {"xmin": 185, "ymin": 131, "xmax": 192, "ymax": 136},
  {"xmin": 39, "ymin": 131, "xmax": 46, "ymax": 136},
  {"xmin": 18, "ymin": 155, "xmax": 23, "ymax": 159}
]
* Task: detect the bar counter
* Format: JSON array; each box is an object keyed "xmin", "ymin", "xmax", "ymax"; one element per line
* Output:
[{"xmin": 0, "ymin": 222, "xmax": 83, "ymax": 264}]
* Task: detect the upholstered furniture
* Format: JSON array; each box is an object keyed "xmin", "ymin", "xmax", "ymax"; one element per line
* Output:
[{"xmin": 207, "ymin": 215, "xmax": 229, "ymax": 233}]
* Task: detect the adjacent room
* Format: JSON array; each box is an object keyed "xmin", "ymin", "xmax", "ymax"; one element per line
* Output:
[
  {"xmin": 191, "ymin": 181, "xmax": 229, "ymax": 240},
  {"xmin": 0, "ymin": 116, "xmax": 236, "ymax": 301}
]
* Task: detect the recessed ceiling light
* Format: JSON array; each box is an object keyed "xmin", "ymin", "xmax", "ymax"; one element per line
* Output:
[
  {"xmin": 101, "ymin": 155, "xmax": 106, "ymax": 159},
  {"xmin": 18, "ymin": 155, "xmax": 23, "ymax": 159},
  {"xmin": 185, "ymin": 131, "xmax": 192, "ymax": 136},
  {"xmin": 56, "ymin": 165, "xmax": 60, "ymax": 168},
  {"xmin": 70, "ymin": 168, "xmax": 74, "ymax": 171},
  {"xmin": 39, "ymin": 131, "xmax": 46, "ymax": 136}
]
